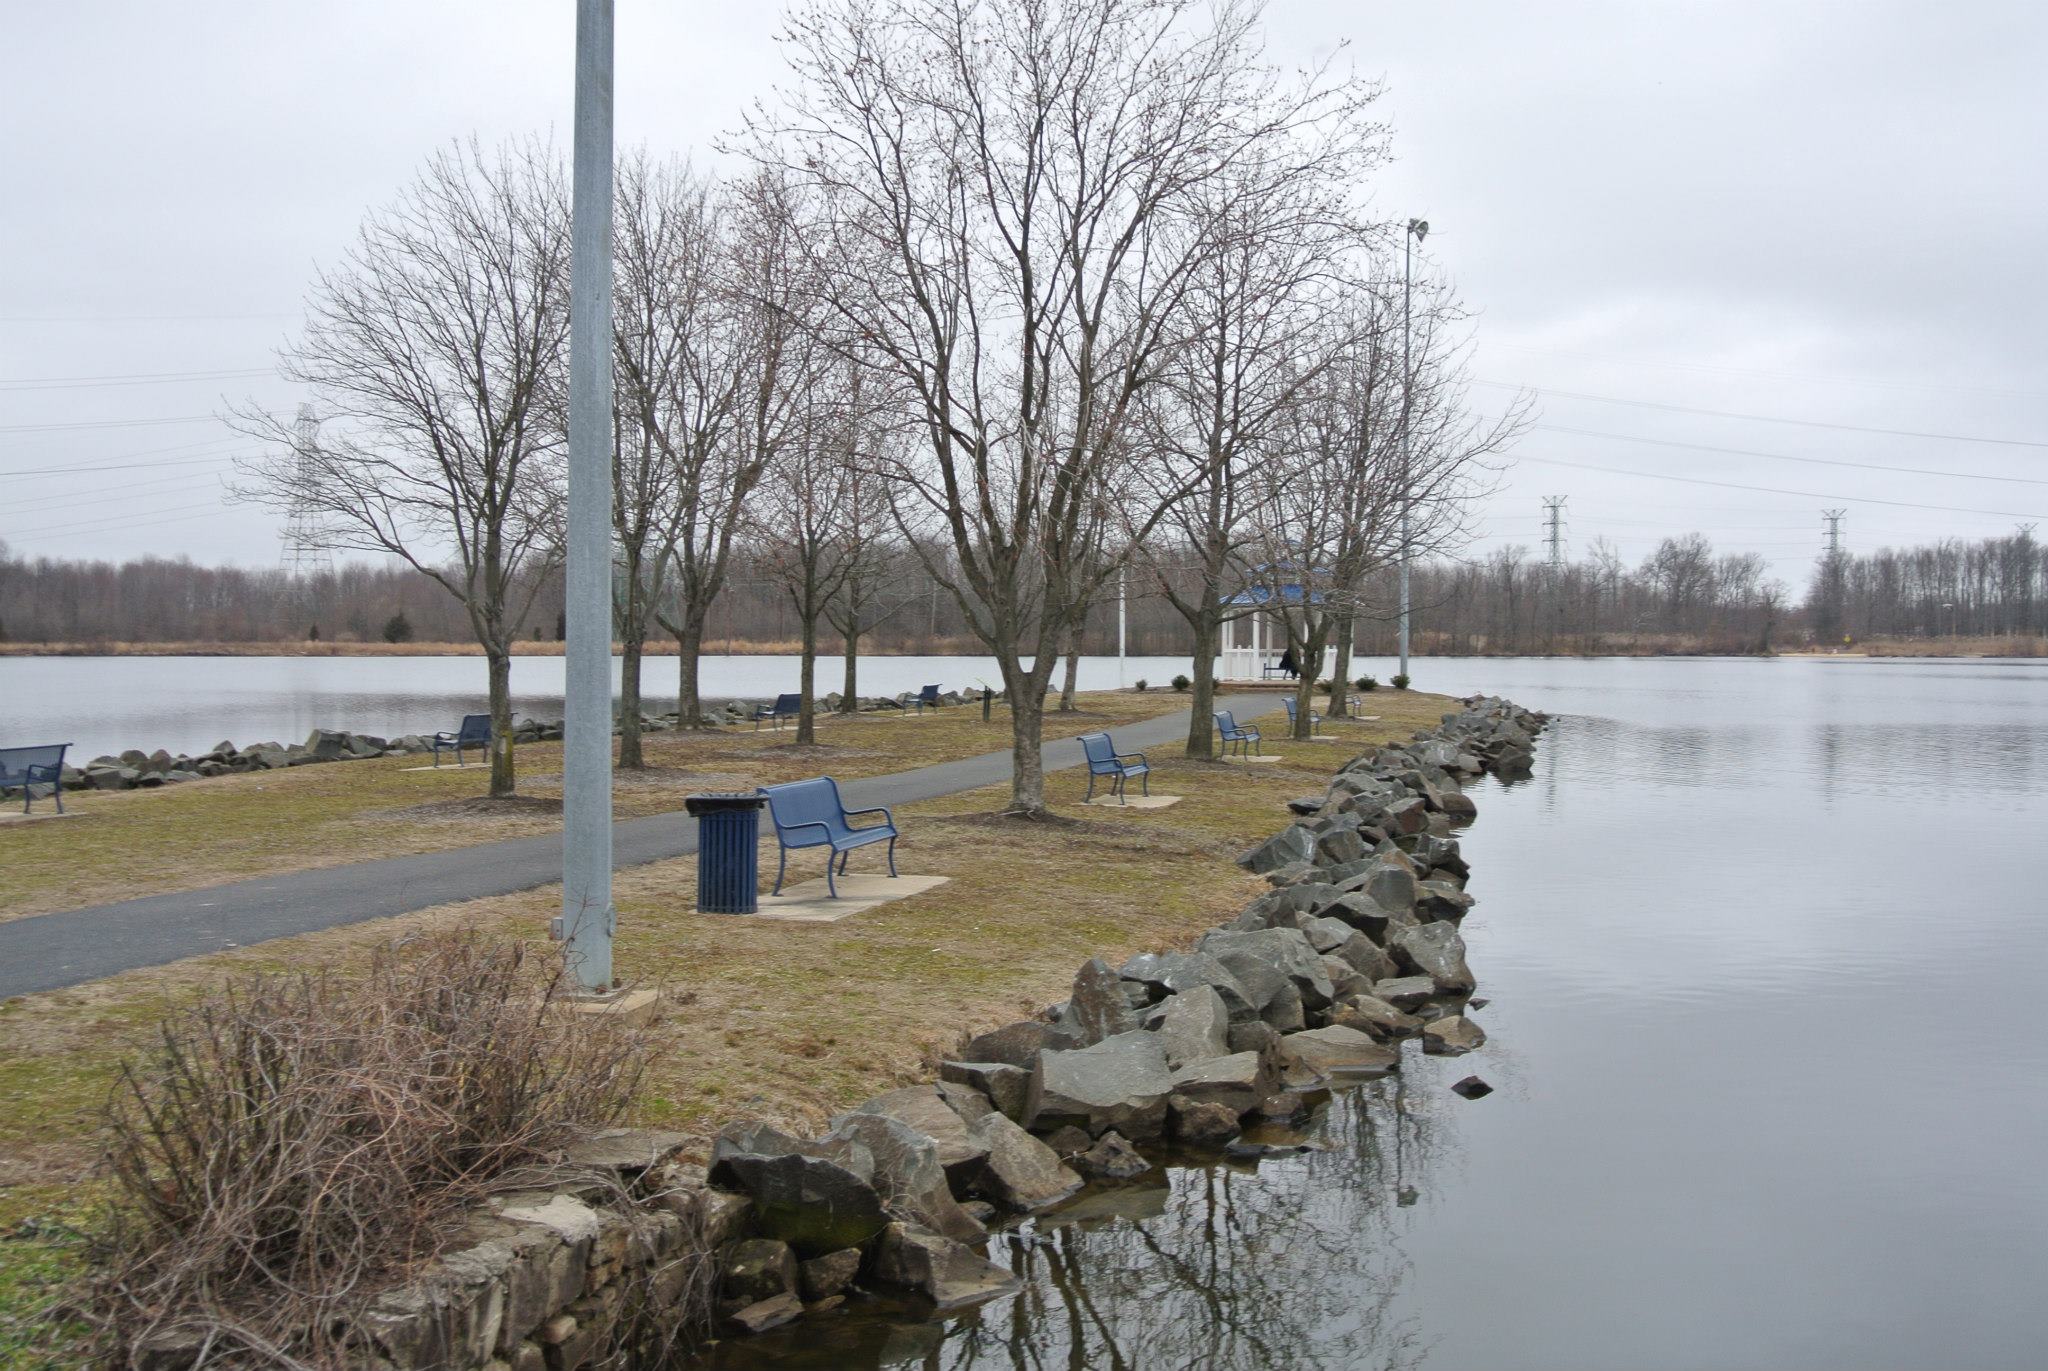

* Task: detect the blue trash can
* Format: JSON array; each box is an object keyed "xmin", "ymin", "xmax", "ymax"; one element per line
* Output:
[{"xmin": 685, "ymin": 792, "xmax": 766, "ymax": 914}]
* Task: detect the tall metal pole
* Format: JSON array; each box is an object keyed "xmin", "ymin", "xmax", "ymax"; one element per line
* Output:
[
  {"xmin": 562, "ymin": 0, "xmax": 615, "ymax": 995},
  {"xmin": 1118, "ymin": 564, "xmax": 1128, "ymax": 687},
  {"xmin": 1398, "ymin": 227, "xmax": 1413, "ymax": 682}
]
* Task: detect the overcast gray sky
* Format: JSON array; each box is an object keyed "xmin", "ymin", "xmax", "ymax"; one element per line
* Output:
[{"xmin": 3, "ymin": 1, "xmax": 2042, "ymax": 591}]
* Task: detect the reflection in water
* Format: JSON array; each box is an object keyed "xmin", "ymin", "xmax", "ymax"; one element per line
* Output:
[
  {"xmin": 677, "ymin": 1076, "xmax": 1457, "ymax": 1371},
  {"xmin": 677, "ymin": 659, "xmax": 2048, "ymax": 1371}
]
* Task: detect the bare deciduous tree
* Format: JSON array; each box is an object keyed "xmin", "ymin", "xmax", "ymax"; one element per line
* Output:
[
  {"xmin": 755, "ymin": 0, "xmax": 1381, "ymax": 813},
  {"xmin": 233, "ymin": 139, "xmax": 570, "ymax": 796}
]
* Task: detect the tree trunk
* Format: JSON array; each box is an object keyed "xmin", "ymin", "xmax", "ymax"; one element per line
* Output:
[
  {"xmin": 796, "ymin": 610, "xmax": 818, "ymax": 745},
  {"xmin": 1185, "ymin": 609, "xmax": 1221, "ymax": 759},
  {"xmin": 1327, "ymin": 613, "xmax": 1354, "ymax": 718},
  {"xmin": 618, "ymin": 635, "xmax": 645, "ymax": 769},
  {"xmin": 1005, "ymin": 668, "xmax": 1049, "ymax": 814},
  {"xmin": 486, "ymin": 647, "xmax": 516, "ymax": 798},
  {"xmin": 840, "ymin": 620, "xmax": 861, "ymax": 713},
  {"xmin": 1289, "ymin": 622, "xmax": 1329, "ymax": 741},
  {"xmin": 676, "ymin": 617, "xmax": 705, "ymax": 727},
  {"xmin": 1057, "ymin": 622, "xmax": 1082, "ymax": 712}
]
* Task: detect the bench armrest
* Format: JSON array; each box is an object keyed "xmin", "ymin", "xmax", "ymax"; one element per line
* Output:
[
  {"xmin": 1117, "ymin": 750, "xmax": 1148, "ymax": 766},
  {"xmin": 843, "ymin": 804, "xmax": 895, "ymax": 828},
  {"xmin": 771, "ymin": 819, "xmax": 834, "ymax": 842}
]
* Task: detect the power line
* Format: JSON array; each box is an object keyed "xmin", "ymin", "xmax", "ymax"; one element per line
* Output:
[
  {"xmin": 1481, "ymin": 381, "xmax": 2047, "ymax": 448},
  {"xmin": 1513, "ymin": 452, "xmax": 2048, "ymax": 522},
  {"xmin": 1, "ymin": 508, "xmax": 234, "ymax": 547},
  {"xmin": 0, "ymin": 312, "xmax": 296, "ymax": 323},
  {"xmin": 0, "ymin": 439, "xmax": 249, "ymax": 478},
  {"xmin": 0, "ymin": 414, "xmax": 226, "ymax": 435},
  {"xmin": 6, "ymin": 467, "xmax": 234, "ymax": 513},
  {"xmin": 1524, "ymin": 421, "xmax": 2048, "ymax": 484},
  {"xmin": 0, "ymin": 367, "xmax": 272, "ymax": 392},
  {"xmin": 4, "ymin": 498, "xmax": 230, "ymax": 538},
  {"xmin": 1481, "ymin": 339, "xmax": 2044, "ymax": 401}
]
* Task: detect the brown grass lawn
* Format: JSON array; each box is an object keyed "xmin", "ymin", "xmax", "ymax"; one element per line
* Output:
[
  {"xmin": 0, "ymin": 689, "xmax": 1452, "ymax": 1367},
  {"xmin": 1, "ymin": 691, "xmax": 1197, "ymax": 921}
]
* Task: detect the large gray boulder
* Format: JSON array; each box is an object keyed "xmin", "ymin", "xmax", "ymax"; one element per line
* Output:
[
  {"xmin": 1330, "ymin": 994, "xmax": 1423, "ymax": 1039},
  {"xmin": 939, "ymin": 1061, "xmax": 1031, "ymax": 1122},
  {"xmin": 1026, "ymin": 1032, "xmax": 1175, "ymax": 1141},
  {"xmin": 824, "ymin": 1113, "xmax": 984, "ymax": 1244},
  {"xmin": 1167, "ymin": 1052, "xmax": 1276, "ymax": 1115},
  {"xmin": 707, "ymin": 1123, "xmax": 887, "ymax": 1257},
  {"xmin": 1059, "ymin": 957, "xmax": 1139, "ymax": 1045},
  {"xmin": 1117, "ymin": 951, "xmax": 1257, "ymax": 1022},
  {"xmin": 869, "ymin": 1223, "xmax": 1021, "ymax": 1311},
  {"xmin": 1200, "ymin": 928, "xmax": 1334, "ymax": 1011},
  {"xmin": 1147, "ymin": 986, "xmax": 1232, "ymax": 1068},
  {"xmin": 841, "ymin": 1085, "xmax": 991, "ymax": 1187},
  {"xmin": 962, "ymin": 1018, "xmax": 1079, "ymax": 1067},
  {"xmin": 966, "ymin": 1112, "xmax": 1083, "ymax": 1212},
  {"xmin": 1388, "ymin": 921, "xmax": 1476, "ymax": 994},
  {"xmin": 1236, "ymin": 824, "xmax": 1315, "ymax": 874},
  {"xmin": 1281, "ymin": 1025, "xmax": 1400, "ymax": 1079},
  {"xmin": 1422, "ymin": 1015, "xmax": 1487, "ymax": 1056}
]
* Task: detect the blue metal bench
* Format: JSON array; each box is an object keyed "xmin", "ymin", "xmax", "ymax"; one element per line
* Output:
[
  {"xmin": 1214, "ymin": 709, "xmax": 1262, "ymax": 758},
  {"xmin": 754, "ymin": 693, "xmax": 803, "ymax": 730},
  {"xmin": 1078, "ymin": 732, "xmax": 1149, "ymax": 803},
  {"xmin": 1283, "ymin": 696, "xmax": 1323, "ymax": 735},
  {"xmin": 432, "ymin": 714, "xmax": 492, "ymax": 767},
  {"xmin": 913, "ymin": 684, "xmax": 944, "ymax": 714},
  {"xmin": 0, "ymin": 743, "xmax": 70, "ymax": 815},
  {"xmin": 758, "ymin": 776, "xmax": 899, "ymax": 897}
]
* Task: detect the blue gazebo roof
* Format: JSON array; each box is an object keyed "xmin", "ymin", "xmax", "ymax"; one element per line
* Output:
[{"xmin": 1221, "ymin": 559, "xmax": 1332, "ymax": 607}]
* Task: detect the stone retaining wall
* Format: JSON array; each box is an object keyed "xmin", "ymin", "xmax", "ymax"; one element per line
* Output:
[{"xmin": 336, "ymin": 694, "xmax": 1545, "ymax": 1368}]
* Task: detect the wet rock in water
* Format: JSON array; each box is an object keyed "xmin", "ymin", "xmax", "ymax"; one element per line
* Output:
[
  {"xmin": 1026, "ymin": 1032, "xmax": 1174, "ymax": 1141},
  {"xmin": 1422, "ymin": 1015, "xmax": 1488, "ymax": 1056},
  {"xmin": 708, "ymin": 1123, "xmax": 888, "ymax": 1257},
  {"xmin": 1147, "ymin": 985, "xmax": 1232, "ymax": 1067},
  {"xmin": 841, "ymin": 1085, "xmax": 991, "ymax": 1187},
  {"xmin": 1416, "ymin": 880, "xmax": 1476, "ymax": 921},
  {"xmin": 1237, "ymin": 823, "xmax": 1316, "ymax": 874},
  {"xmin": 1072, "ymin": 1130, "xmax": 1151, "ymax": 1181},
  {"xmin": 726, "ymin": 1293, "xmax": 805, "ymax": 1335},
  {"xmin": 1224, "ymin": 1139, "xmax": 1313, "ymax": 1162},
  {"xmin": 1387, "ymin": 921, "xmax": 1476, "ymax": 994},
  {"xmin": 1451, "ymin": 1076, "xmax": 1494, "ymax": 1100},
  {"xmin": 1437, "ymin": 789, "xmax": 1479, "ymax": 820},
  {"xmin": 868, "ymin": 1223, "xmax": 1022, "ymax": 1311},
  {"xmin": 1329, "ymin": 994, "xmax": 1423, "ymax": 1039},
  {"xmin": 1372, "ymin": 975, "xmax": 1437, "ymax": 1012},
  {"xmin": 722, "ymin": 1238, "xmax": 798, "ymax": 1305},
  {"xmin": 1040, "ymin": 1125, "xmax": 1094, "ymax": 1158},
  {"xmin": 1168, "ymin": 1051, "xmax": 1276, "ymax": 1115},
  {"xmin": 1059, "ymin": 957, "xmax": 1140, "ymax": 1045},
  {"xmin": 798, "ymin": 1247, "xmax": 862, "ymax": 1302},
  {"xmin": 939, "ymin": 1061, "xmax": 1032, "ymax": 1123},
  {"xmin": 1168, "ymin": 1094, "xmax": 1242, "ymax": 1148},
  {"xmin": 824, "ymin": 1113, "xmax": 985, "ymax": 1243},
  {"xmin": 1467, "ymin": 997, "xmax": 1490, "ymax": 1011},
  {"xmin": 962, "ymin": 1018, "xmax": 1080, "ymax": 1068},
  {"xmin": 1280, "ymin": 1025, "xmax": 1400, "ymax": 1079},
  {"xmin": 1255, "ymin": 1091, "xmax": 1313, "ymax": 1122},
  {"xmin": 967, "ymin": 1111, "xmax": 1083, "ymax": 1212}
]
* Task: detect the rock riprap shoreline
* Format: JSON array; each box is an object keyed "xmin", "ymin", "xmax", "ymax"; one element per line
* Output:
[
  {"xmin": 4, "ymin": 690, "xmax": 988, "ymax": 798},
  {"xmin": 327, "ymin": 695, "xmax": 1545, "ymax": 1368}
]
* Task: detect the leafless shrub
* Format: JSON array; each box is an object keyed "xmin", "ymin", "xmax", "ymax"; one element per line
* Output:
[{"xmin": 85, "ymin": 932, "xmax": 648, "ymax": 1368}]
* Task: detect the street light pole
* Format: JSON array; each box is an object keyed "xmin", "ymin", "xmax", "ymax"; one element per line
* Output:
[
  {"xmin": 1398, "ymin": 217, "xmax": 1428, "ymax": 683},
  {"xmin": 561, "ymin": 0, "xmax": 616, "ymax": 995},
  {"xmin": 1118, "ymin": 564, "xmax": 1128, "ymax": 688}
]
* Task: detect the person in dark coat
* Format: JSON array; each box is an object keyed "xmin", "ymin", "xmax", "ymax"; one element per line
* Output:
[{"xmin": 1278, "ymin": 646, "xmax": 1299, "ymax": 679}]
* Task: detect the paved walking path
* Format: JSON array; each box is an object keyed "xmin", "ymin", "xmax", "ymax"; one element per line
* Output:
[{"xmin": 0, "ymin": 695, "xmax": 1282, "ymax": 998}]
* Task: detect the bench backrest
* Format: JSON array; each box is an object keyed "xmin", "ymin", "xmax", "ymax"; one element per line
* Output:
[
  {"xmin": 917, "ymin": 684, "xmax": 941, "ymax": 704},
  {"xmin": 1078, "ymin": 732, "xmax": 1119, "ymax": 772},
  {"xmin": 760, "ymin": 776, "xmax": 851, "ymax": 840},
  {"xmin": 1282, "ymin": 697, "xmax": 1299, "ymax": 719},
  {"xmin": 1214, "ymin": 710, "xmax": 1243, "ymax": 737},
  {"xmin": 771, "ymin": 693, "xmax": 802, "ymax": 715},
  {"xmin": 456, "ymin": 714, "xmax": 492, "ymax": 744},
  {"xmin": 0, "ymin": 744, "xmax": 68, "ymax": 786}
]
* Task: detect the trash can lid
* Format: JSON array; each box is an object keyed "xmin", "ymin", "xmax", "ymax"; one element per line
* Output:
[{"xmin": 684, "ymin": 791, "xmax": 767, "ymax": 816}]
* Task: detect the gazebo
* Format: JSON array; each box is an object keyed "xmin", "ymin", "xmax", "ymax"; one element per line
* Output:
[{"xmin": 1219, "ymin": 567, "xmax": 1331, "ymax": 683}]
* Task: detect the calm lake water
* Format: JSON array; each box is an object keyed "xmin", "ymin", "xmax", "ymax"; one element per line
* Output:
[
  {"xmin": 0, "ymin": 653, "xmax": 1194, "ymax": 759},
  {"xmin": 676, "ymin": 657, "xmax": 2048, "ymax": 1371}
]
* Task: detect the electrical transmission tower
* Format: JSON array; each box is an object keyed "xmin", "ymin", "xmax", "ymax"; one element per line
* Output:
[
  {"xmin": 1821, "ymin": 508, "xmax": 1846, "ymax": 561},
  {"xmin": 1543, "ymin": 496, "xmax": 1568, "ymax": 572},
  {"xmin": 280, "ymin": 404, "xmax": 333, "ymax": 575}
]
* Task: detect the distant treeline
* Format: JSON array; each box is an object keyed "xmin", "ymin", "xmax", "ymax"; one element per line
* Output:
[{"xmin": 3, "ymin": 528, "xmax": 2044, "ymax": 654}]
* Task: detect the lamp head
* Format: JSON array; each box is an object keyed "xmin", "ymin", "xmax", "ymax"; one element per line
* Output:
[{"xmin": 1408, "ymin": 218, "xmax": 1430, "ymax": 241}]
